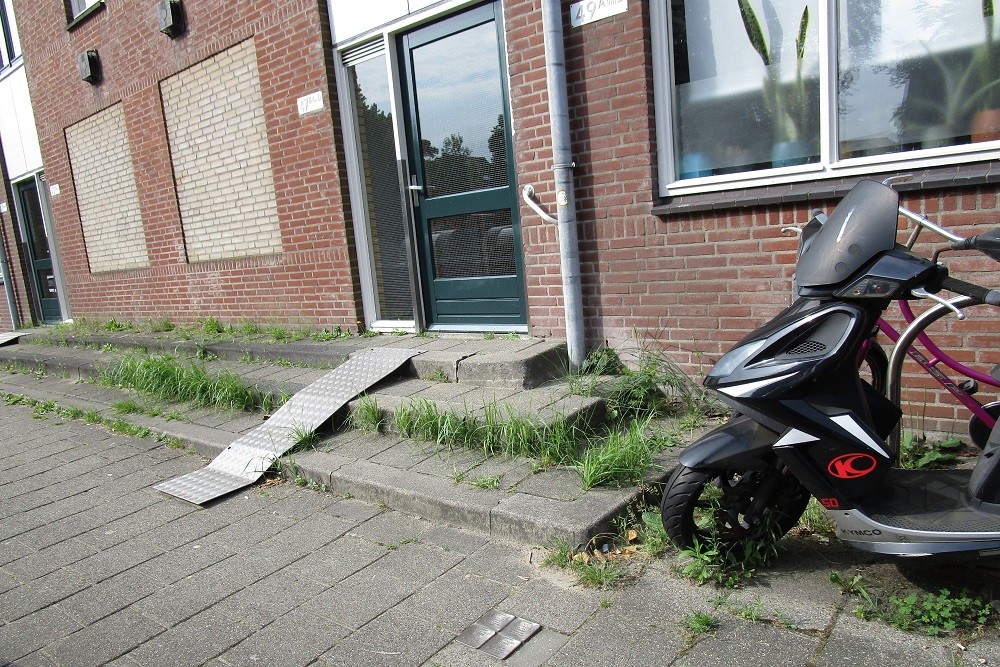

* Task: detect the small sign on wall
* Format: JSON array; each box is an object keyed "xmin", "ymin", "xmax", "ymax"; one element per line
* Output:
[
  {"xmin": 297, "ymin": 91, "xmax": 324, "ymax": 116},
  {"xmin": 49, "ymin": 184, "xmax": 61, "ymax": 197},
  {"xmin": 0, "ymin": 203, "xmax": 7, "ymax": 213},
  {"xmin": 570, "ymin": 0, "xmax": 627, "ymax": 27}
]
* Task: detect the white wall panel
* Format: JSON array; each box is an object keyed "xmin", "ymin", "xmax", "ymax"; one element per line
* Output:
[{"xmin": 0, "ymin": 67, "xmax": 42, "ymax": 180}]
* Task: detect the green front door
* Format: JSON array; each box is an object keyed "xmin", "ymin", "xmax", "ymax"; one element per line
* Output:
[
  {"xmin": 399, "ymin": 2, "xmax": 526, "ymax": 328},
  {"xmin": 15, "ymin": 178, "xmax": 62, "ymax": 323}
]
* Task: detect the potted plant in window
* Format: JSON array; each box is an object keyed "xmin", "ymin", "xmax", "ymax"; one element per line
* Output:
[
  {"xmin": 738, "ymin": 0, "xmax": 813, "ymax": 166},
  {"xmin": 972, "ymin": 0, "xmax": 1000, "ymax": 142},
  {"xmin": 908, "ymin": 0, "xmax": 1000, "ymax": 147}
]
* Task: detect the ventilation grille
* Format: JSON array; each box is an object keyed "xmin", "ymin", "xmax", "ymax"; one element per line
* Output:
[{"xmin": 787, "ymin": 340, "xmax": 827, "ymax": 356}]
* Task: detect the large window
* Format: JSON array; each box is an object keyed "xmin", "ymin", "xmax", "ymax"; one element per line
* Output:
[
  {"xmin": 654, "ymin": 0, "xmax": 1000, "ymax": 193},
  {"xmin": 0, "ymin": 0, "xmax": 20, "ymax": 70}
]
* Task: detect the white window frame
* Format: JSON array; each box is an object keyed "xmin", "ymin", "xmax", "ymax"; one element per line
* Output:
[
  {"xmin": 0, "ymin": 0, "xmax": 20, "ymax": 70},
  {"xmin": 652, "ymin": 0, "xmax": 1000, "ymax": 198}
]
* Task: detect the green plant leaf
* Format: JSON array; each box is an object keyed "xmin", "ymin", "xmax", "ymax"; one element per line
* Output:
[
  {"xmin": 796, "ymin": 6, "xmax": 809, "ymax": 61},
  {"xmin": 738, "ymin": 0, "xmax": 771, "ymax": 66}
]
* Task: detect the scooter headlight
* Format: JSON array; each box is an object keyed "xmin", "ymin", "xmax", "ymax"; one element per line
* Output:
[
  {"xmin": 709, "ymin": 339, "xmax": 767, "ymax": 379},
  {"xmin": 835, "ymin": 276, "xmax": 901, "ymax": 299}
]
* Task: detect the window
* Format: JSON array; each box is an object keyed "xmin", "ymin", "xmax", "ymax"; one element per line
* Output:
[
  {"xmin": 654, "ymin": 0, "xmax": 1000, "ymax": 194},
  {"xmin": 66, "ymin": 0, "xmax": 102, "ymax": 23},
  {"xmin": 0, "ymin": 0, "xmax": 20, "ymax": 69}
]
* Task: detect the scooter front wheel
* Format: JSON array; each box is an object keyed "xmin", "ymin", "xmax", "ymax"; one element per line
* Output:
[{"xmin": 660, "ymin": 465, "xmax": 810, "ymax": 550}]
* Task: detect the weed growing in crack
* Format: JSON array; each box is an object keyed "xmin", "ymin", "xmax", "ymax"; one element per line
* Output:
[
  {"xmin": 350, "ymin": 394, "xmax": 383, "ymax": 432},
  {"xmin": 683, "ymin": 610, "xmax": 718, "ymax": 636},
  {"xmin": 289, "ymin": 425, "xmax": 318, "ymax": 452},
  {"xmin": 470, "ymin": 473, "xmax": 503, "ymax": 490}
]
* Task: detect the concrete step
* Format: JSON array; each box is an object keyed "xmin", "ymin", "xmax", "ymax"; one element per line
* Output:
[
  {"xmin": 0, "ymin": 341, "xmax": 602, "ymax": 437},
  {"xmin": 15, "ymin": 330, "xmax": 570, "ymax": 389}
]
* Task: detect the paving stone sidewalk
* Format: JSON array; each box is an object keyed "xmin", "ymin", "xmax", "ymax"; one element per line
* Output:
[
  {"xmin": 0, "ymin": 331, "xmax": 684, "ymax": 548},
  {"xmin": 2, "ymin": 399, "xmax": 998, "ymax": 666}
]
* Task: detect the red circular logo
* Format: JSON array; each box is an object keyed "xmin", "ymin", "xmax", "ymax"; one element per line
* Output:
[{"xmin": 827, "ymin": 453, "xmax": 878, "ymax": 479}]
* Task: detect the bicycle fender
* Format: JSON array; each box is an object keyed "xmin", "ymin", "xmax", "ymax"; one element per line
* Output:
[{"xmin": 678, "ymin": 414, "xmax": 780, "ymax": 470}]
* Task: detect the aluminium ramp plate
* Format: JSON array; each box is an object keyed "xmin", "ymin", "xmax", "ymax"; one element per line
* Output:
[
  {"xmin": 0, "ymin": 333, "xmax": 23, "ymax": 346},
  {"xmin": 154, "ymin": 347, "xmax": 422, "ymax": 504}
]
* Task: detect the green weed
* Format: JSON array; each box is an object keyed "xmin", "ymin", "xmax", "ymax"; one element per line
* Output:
[
  {"xmin": 99, "ymin": 354, "xmax": 266, "ymax": 411},
  {"xmin": 683, "ymin": 610, "xmax": 718, "ymax": 635},
  {"xmin": 350, "ymin": 394, "xmax": 383, "ymax": 432},
  {"xmin": 795, "ymin": 497, "xmax": 838, "ymax": 537},
  {"xmin": 150, "ymin": 319, "xmax": 175, "ymax": 332},
  {"xmin": 575, "ymin": 419, "xmax": 653, "ymax": 489},
  {"xmin": 103, "ymin": 318, "xmax": 132, "ymax": 332},
  {"xmin": 676, "ymin": 518, "xmax": 782, "ymax": 588},
  {"xmin": 898, "ymin": 432, "xmax": 963, "ymax": 469},
  {"xmin": 202, "ymin": 317, "xmax": 226, "ymax": 335},
  {"xmin": 112, "ymin": 399, "xmax": 144, "ymax": 415},
  {"xmin": 289, "ymin": 424, "xmax": 318, "ymax": 451},
  {"xmin": 888, "ymin": 589, "xmax": 991, "ymax": 636},
  {"xmin": 470, "ymin": 473, "xmax": 502, "ymax": 490}
]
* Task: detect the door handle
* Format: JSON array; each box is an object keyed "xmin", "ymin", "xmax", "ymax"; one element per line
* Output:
[{"xmin": 408, "ymin": 177, "xmax": 423, "ymax": 208}]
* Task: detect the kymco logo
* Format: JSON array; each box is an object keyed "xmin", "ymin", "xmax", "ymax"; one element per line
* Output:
[{"xmin": 827, "ymin": 453, "xmax": 877, "ymax": 479}]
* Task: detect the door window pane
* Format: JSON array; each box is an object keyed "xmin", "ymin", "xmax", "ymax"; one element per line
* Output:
[
  {"xmin": 411, "ymin": 21, "xmax": 510, "ymax": 197},
  {"xmin": 670, "ymin": 0, "xmax": 820, "ymax": 178},
  {"xmin": 18, "ymin": 181, "xmax": 51, "ymax": 261},
  {"xmin": 430, "ymin": 210, "xmax": 514, "ymax": 279},
  {"xmin": 347, "ymin": 53, "xmax": 414, "ymax": 321},
  {"xmin": 838, "ymin": 0, "xmax": 1000, "ymax": 158}
]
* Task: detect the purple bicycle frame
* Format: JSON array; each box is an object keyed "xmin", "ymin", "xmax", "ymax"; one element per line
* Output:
[{"xmin": 873, "ymin": 299, "xmax": 998, "ymax": 431}]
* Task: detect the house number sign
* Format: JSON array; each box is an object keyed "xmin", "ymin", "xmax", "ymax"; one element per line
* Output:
[{"xmin": 569, "ymin": 0, "xmax": 627, "ymax": 27}]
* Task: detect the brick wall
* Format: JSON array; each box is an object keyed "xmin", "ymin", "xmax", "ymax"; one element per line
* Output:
[
  {"xmin": 506, "ymin": 0, "xmax": 1000, "ymax": 436},
  {"xmin": 15, "ymin": 0, "xmax": 359, "ymax": 327},
  {"xmin": 161, "ymin": 39, "xmax": 282, "ymax": 263},
  {"xmin": 66, "ymin": 103, "xmax": 149, "ymax": 273}
]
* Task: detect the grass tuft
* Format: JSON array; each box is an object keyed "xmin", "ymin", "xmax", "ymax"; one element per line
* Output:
[
  {"xmin": 99, "ymin": 354, "xmax": 267, "ymax": 411},
  {"xmin": 575, "ymin": 419, "xmax": 654, "ymax": 489}
]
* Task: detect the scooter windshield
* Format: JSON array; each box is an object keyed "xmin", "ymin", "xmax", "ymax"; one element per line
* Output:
[{"xmin": 795, "ymin": 180, "xmax": 900, "ymax": 288}]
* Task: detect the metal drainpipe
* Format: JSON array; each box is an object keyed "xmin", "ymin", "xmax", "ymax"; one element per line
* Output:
[{"xmin": 541, "ymin": 0, "xmax": 585, "ymax": 370}]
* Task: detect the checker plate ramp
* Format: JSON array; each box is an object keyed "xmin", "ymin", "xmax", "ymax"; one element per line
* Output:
[
  {"xmin": 0, "ymin": 333, "xmax": 23, "ymax": 346},
  {"xmin": 155, "ymin": 347, "xmax": 421, "ymax": 504}
]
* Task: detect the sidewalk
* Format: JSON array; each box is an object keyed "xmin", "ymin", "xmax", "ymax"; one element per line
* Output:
[
  {"xmin": 0, "ymin": 329, "xmax": 688, "ymax": 548},
  {"xmin": 1, "ymin": 391, "xmax": 997, "ymax": 666}
]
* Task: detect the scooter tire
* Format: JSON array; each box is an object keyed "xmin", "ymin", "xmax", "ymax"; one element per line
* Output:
[{"xmin": 660, "ymin": 464, "xmax": 809, "ymax": 551}]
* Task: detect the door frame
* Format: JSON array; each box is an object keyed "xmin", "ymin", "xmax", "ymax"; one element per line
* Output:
[
  {"xmin": 10, "ymin": 171, "xmax": 69, "ymax": 324},
  {"xmin": 397, "ymin": 1, "xmax": 527, "ymax": 331},
  {"xmin": 334, "ymin": 0, "xmax": 527, "ymax": 333}
]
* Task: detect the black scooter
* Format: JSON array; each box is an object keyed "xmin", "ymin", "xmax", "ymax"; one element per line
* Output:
[{"xmin": 660, "ymin": 179, "xmax": 1000, "ymax": 558}]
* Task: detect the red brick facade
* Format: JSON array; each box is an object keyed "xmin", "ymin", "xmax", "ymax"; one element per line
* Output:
[
  {"xmin": 507, "ymin": 1, "xmax": 1000, "ymax": 434},
  {"xmin": 14, "ymin": 0, "xmax": 359, "ymax": 327},
  {"xmin": 10, "ymin": 0, "xmax": 1000, "ymax": 434}
]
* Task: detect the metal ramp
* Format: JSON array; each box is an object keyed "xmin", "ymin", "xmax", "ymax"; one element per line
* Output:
[{"xmin": 155, "ymin": 347, "xmax": 422, "ymax": 504}]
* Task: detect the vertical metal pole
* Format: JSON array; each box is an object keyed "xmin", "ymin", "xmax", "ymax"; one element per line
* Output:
[{"xmin": 541, "ymin": 0, "xmax": 585, "ymax": 370}]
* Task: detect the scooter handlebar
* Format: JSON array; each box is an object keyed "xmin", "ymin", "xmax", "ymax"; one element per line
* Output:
[{"xmin": 939, "ymin": 276, "xmax": 1000, "ymax": 306}]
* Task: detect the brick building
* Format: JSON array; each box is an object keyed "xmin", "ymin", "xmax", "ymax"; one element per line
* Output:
[{"xmin": 5, "ymin": 0, "xmax": 1000, "ymax": 433}]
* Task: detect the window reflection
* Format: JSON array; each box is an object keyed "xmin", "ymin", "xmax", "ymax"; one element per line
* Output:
[
  {"xmin": 670, "ymin": 0, "xmax": 821, "ymax": 178},
  {"xmin": 838, "ymin": 0, "xmax": 1000, "ymax": 157}
]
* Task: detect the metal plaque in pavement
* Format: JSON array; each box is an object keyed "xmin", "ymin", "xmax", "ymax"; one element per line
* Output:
[{"xmin": 155, "ymin": 347, "xmax": 421, "ymax": 505}]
